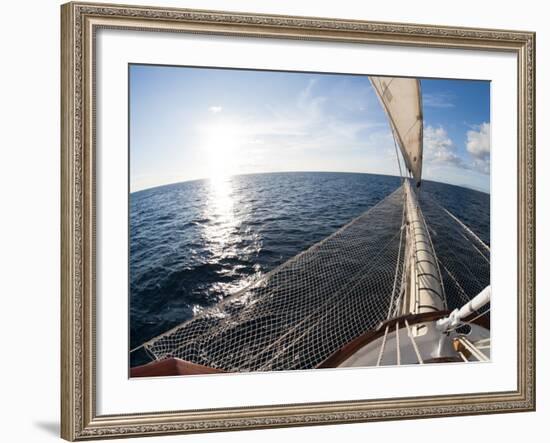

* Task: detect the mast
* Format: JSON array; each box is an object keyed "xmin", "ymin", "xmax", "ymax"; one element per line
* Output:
[
  {"xmin": 369, "ymin": 76, "xmax": 444, "ymax": 317},
  {"xmin": 402, "ymin": 180, "xmax": 445, "ymax": 316}
]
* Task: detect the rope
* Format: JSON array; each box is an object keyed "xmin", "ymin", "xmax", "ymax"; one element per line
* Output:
[
  {"xmin": 395, "ymin": 321, "xmax": 401, "ymax": 365},
  {"xmin": 391, "ymin": 123, "xmax": 404, "ymax": 180},
  {"xmin": 376, "ymin": 325, "xmax": 390, "ymax": 366},
  {"xmin": 465, "ymin": 308, "xmax": 491, "ymax": 327},
  {"xmin": 130, "ymin": 343, "xmax": 145, "ymax": 354},
  {"xmin": 428, "ymin": 196, "xmax": 490, "ymax": 253},
  {"xmin": 405, "ymin": 319, "xmax": 424, "ymax": 364},
  {"xmin": 447, "ymin": 308, "xmax": 491, "ymax": 333},
  {"xmin": 457, "ymin": 337, "xmax": 489, "ymax": 362},
  {"xmin": 387, "ymin": 195, "xmax": 406, "ymax": 319}
]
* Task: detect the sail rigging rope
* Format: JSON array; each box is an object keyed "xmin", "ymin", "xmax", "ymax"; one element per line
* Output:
[
  {"xmin": 404, "ymin": 319, "xmax": 424, "ymax": 364},
  {"xmin": 391, "ymin": 122, "xmax": 405, "ymax": 180},
  {"xmin": 425, "ymin": 195, "xmax": 490, "ymax": 253},
  {"xmin": 376, "ymin": 324, "xmax": 390, "ymax": 366},
  {"xmin": 387, "ymin": 194, "xmax": 407, "ymax": 319},
  {"xmin": 447, "ymin": 307, "xmax": 491, "ymax": 333}
]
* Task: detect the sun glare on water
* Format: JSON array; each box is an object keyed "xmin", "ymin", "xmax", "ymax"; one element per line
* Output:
[{"xmin": 198, "ymin": 120, "xmax": 243, "ymax": 259}]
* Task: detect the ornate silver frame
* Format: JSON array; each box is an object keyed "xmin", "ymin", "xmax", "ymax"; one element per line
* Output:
[{"xmin": 61, "ymin": 2, "xmax": 536, "ymax": 440}]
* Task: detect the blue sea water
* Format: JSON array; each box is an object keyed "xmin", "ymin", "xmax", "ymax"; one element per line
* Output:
[{"xmin": 130, "ymin": 172, "xmax": 490, "ymax": 357}]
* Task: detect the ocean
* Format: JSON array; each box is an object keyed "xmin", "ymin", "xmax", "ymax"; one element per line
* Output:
[{"xmin": 130, "ymin": 171, "xmax": 490, "ymax": 365}]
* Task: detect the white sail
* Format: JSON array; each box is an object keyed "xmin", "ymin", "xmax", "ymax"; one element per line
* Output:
[{"xmin": 369, "ymin": 76, "xmax": 423, "ymax": 186}]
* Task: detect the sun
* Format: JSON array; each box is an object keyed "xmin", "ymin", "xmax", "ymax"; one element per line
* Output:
[{"xmin": 200, "ymin": 121, "xmax": 242, "ymax": 180}]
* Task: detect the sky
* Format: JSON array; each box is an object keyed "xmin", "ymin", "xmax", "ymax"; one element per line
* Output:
[{"xmin": 130, "ymin": 65, "xmax": 490, "ymax": 193}]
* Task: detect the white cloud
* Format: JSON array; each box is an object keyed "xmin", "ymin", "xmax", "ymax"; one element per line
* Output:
[
  {"xmin": 423, "ymin": 123, "xmax": 491, "ymax": 177},
  {"xmin": 208, "ymin": 105, "xmax": 223, "ymax": 114},
  {"xmin": 424, "ymin": 125, "xmax": 464, "ymax": 167},
  {"xmin": 194, "ymin": 80, "xmax": 397, "ymax": 178},
  {"xmin": 423, "ymin": 92, "xmax": 455, "ymax": 109},
  {"xmin": 232, "ymin": 80, "xmax": 379, "ymax": 153},
  {"xmin": 466, "ymin": 122, "xmax": 490, "ymax": 174}
]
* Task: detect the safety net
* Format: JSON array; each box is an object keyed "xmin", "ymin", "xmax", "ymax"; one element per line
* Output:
[{"xmin": 138, "ymin": 184, "xmax": 490, "ymax": 372}]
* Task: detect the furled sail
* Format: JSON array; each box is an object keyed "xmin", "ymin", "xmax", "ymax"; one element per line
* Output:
[{"xmin": 369, "ymin": 77, "xmax": 423, "ymax": 186}]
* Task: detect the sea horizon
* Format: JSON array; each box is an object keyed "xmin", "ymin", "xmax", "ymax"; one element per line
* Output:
[{"xmin": 131, "ymin": 170, "xmax": 490, "ymax": 195}]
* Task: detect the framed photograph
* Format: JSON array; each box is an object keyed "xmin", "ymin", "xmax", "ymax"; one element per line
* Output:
[{"xmin": 61, "ymin": 1, "xmax": 535, "ymax": 440}]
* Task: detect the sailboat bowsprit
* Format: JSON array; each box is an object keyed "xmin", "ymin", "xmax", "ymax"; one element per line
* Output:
[{"xmin": 131, "ymin": 76, "xmax": 491, "ymax": 376}]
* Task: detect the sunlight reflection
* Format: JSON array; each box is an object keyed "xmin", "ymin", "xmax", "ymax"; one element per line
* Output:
[
  {"xmin": 202, "ymin": 174, "xmax": 239, "ymax": 259},
  {"xmin": 195, "ymin": 119, "xmax": 267, "ymax": 300}
]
